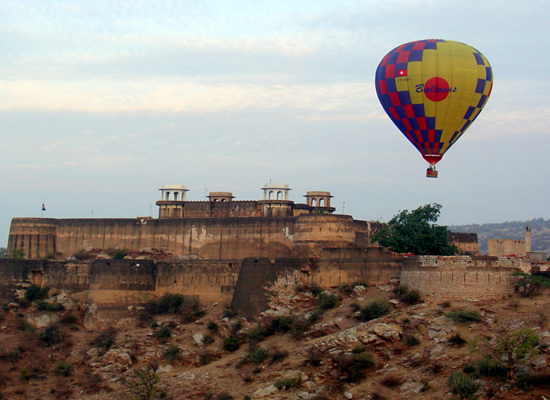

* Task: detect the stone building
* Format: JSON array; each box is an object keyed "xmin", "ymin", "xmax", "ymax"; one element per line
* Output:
[
  {"xmin": 156, "ymin": 183, "xmax": 335, "ymax": 219},
  {"xmin": 448, "ymin": 232, "xmax": 479, "ymax": 255},
  {"xmin": 2, "ymin": 184, "xmax": 537, "ymax": 318},
  {"xmin": 8, "ymin": 183, "xmax": 368, "ymax": 260},
  {"xmin": 488, "ymin": 226, "xmax": 531, "ymax": 256}
]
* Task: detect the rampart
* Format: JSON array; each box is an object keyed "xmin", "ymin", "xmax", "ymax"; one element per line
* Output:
[
  {"xmin": 400, "ymin": 255, "xmax": 528, "ymax": 300},
  {"xmin": 157, "ymin": 200, "xmax": 260, "ymax": 219},
  {"xmin": 0, "ymin": 254, "xmax": 525, "ymax": 322},
  {"xmin": 0, "ymin": 255, "xmax": 404, "ymax": 320},
  {"xmin": 8, "ymin": 214, "xmax": 366, "ymax": 260}
]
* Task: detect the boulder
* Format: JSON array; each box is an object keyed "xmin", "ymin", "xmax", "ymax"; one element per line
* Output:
[
  {"xmin": 102, "ymin": 349, "xmax": 132, "ymax": 370},
  {"xmin": 27, "ymin": 313, "xmax": 59, "ymax": 328},
  {"xmin": 156, "ymin": 365, "xmax": 174, "ymax": 374},
  {"xmin": 399, "ymin": 381, "xmax": 424, "ymax": 394},
  {"xmin": 531, "ymin": 357, "xmax": 548, "ymax": 370},
  {"xmin": 370, "ymin": 323, "xmax": 403, "ymax": 342},
  {"xmin": 193, "ymin": 333, "xmax": 205, "ymax": 346},
  {"xmin": 53, "ymin": 292, "xmax": 75, "ymax": 309},
  {"xmin": 177, "ymin": 372, "xmax": 196, "ymax": 380},
  {"xmin": 254, "ymin": 384, "xmax": 278, "ymax": 398}
]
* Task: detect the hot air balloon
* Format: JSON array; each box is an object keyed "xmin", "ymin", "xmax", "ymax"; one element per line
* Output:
[{"xmin": 375, "ymin": 39, "xmax": 493, "ymax": 178}]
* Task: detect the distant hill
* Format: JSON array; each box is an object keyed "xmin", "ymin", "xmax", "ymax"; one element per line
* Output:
[{"xmin": 448, "ymin": 218, "xmax": 550, "ymax": 255}]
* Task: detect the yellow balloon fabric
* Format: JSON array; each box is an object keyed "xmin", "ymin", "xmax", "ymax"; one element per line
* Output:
[{"xmin": 375, "ymin": 39, "xmax": 493, "ymax": 165}]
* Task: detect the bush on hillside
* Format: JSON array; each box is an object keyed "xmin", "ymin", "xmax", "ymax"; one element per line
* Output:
[
  {"xmin": 25, "ymin": 284, "xmax": 49, "ymax": 302},
  {"xmin": 360, "ymin": 299, "xmax": 391, "ymax": 322},
  {"xmin": 448, "ymin": 371, "xmax": 479, "ymax": 398},
  {"xmin": 446, "ymin": 310, "xmax": 482, "ymax": 323}
]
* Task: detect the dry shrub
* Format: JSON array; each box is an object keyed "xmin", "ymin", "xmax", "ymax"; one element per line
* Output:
[
  {"xmin": 78, "ymin": 369, "xmax": 107, "ymax": 394},
  {"xmin": 38, "ymin": 324, "xmax": 66, "ymax": 347},
  {"xmin": 333, "ymin": 350, "xmax": 375, "ymax": 383},
  {"xmin": 380, "ymin": 374, "xmax": 403, "ymax": 388},
  {"xmin": 305, "ymin": 348, "xmax": 323, "ymax": 367},
  {"xmin": 198, "ymin": 350, "xmax": 218, "ymax": 366},
  {"xmin": 50, "ymin": 377, "xmax": 74, "ymax": 399},
  {"xmin": 269, "ymin": 347, "xmax": 289, "ymax": 365},
  {"xmin": 448, "ymin": 371, "xmax": 479, "ymax": 398},
  {"xmin": 360, "ymin": 299, "xmax": 391, "ymax": 321},
  {"xmin": 91, "ymin": 328, "xmax": 116, "ymax": 352}
]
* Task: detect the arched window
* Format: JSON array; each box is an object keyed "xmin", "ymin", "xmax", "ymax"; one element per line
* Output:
[
  {"xmin": 165, "ymin": 192, "xmax": 171, "ymax": 201},
  {"xmin": 174, "ymin": 192, "xmax": 179, "ymax": 201},
  {"xmin": 312, "ymin": 198, "xmax": 317, "ymax": 206},
  {"xmin": 319, "ymin": 198, "xmax": 325, "ymax": 206},
  {"xmin": 269, "ymin": 191, "xmax": 274, "ymax": 200},
  {"xmin": 277, "ymin": 191, "xmax": 283, "ymax": 200}
]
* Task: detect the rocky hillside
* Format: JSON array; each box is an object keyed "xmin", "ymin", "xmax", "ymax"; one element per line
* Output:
[
  {"xmin": 449, "ymin": 218, "xmax": 550, "ymax": 255},
  {"xmin": 1, "ymin": 279, "xmax": 549, "ymax": 400}
]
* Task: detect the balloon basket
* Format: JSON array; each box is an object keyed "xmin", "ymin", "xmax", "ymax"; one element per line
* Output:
[{"xmin": 426, "ymin": 167, "xmax": 438, "ymax": 178}]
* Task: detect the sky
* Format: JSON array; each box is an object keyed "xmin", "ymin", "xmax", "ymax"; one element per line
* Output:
[{"xmin": 1, "ymin": 0, "xmax": 549, "ymax": 247}]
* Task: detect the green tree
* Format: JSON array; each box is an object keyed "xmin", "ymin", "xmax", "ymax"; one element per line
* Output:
[
  {"xmin": 125, "ymin": 368, "xmax": 160, "ymax": 400},
  {"xmin": 473, "ymin": 328, "xmax": 539, "ymax": 379},
  {"xmin": 513, "ymin": 270, "xmax": 550, "ymax": 296},
  {"xmin": 372, "ymin": 203, "xmax": 457, "ymax": 255},
  {"xmin": 0, "ymin": 247, "xmax": 7, "ymax": 258}
]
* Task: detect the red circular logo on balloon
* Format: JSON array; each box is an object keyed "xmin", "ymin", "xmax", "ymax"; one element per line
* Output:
[{"xmin": 423, "ymin": 77, "xmax": 450, "ymax": 102}]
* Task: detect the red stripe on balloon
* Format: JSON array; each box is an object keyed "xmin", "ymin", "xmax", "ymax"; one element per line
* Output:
[
  {"xmin": 403, "ymin": 104, "xmax": 414, "ymax": 118},
  {"xmin": 378, "ymin": 80, "xmax": 388, "ymax": 95},
  {"xmin": 389, "ymin": 92, "xmax": 400, "ymax": 106},
  {"xmin": 385, "ymin": 64, "xmax": 395, "ymax": 79},
  {"xmin": 397, "ymin": 51, "xmax": 410, "ymax": 63}
]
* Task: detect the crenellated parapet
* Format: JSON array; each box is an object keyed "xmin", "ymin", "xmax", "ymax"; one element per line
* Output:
[
  {"xmin": 156, "ymin": 184, "xmax": 336, "ymax": 219},
  {"xmin": 157, "ymin": 200, "xmax": 260, "ymax": 219}
]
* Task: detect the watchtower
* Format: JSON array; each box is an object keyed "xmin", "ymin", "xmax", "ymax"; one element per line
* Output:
[
  {"xmin": 259, "ymin": 183, "xmax": 293, "ymax": 217},
  {"xmin": 207, "ymin": 192, "xmax": 235, "ymax": 202},
  {"xmin": 159, "ymin": 184, "xmax": 188, "ymax": 201},
  {"xmin": 304, "ymin": 191, "xmax": 333, "ymax": 208},
  {"xmin": 157, "ymin": 184, "xmax": 188, "ymax": 218},
  {"xmin": 261, "ymin": 183, "xmax": 291, "ymax": 200},
  {"xmin": 303, "ymin": 191, "xmax": 335, "ymax": 214}
]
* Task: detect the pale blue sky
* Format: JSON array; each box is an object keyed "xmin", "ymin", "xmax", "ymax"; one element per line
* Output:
[{"xmin": 1, "ymin": 0, "xmax": 549, "ymax": 246}]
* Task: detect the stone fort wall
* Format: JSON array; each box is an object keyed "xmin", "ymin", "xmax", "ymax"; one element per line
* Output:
[
  {"xmin": 0, "ymin": 256, "xmax": 404, "ymax": 321},
  {"xmin": 400, "ymin": 255, "xmax": 530, "ymax": 300},
  {"xmin": 0, "ymin": 254, "xmax": 525, "ymax": 323},
  {"xmin": 157, "ymin": 200, "xmax": 260, "ymax": 219},
  {"xmin": 8, "ymin": 214, "xmax": 368, "ymax": 260}
]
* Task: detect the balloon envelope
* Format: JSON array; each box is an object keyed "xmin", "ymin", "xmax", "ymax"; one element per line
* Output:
[{"xmin": 375, "ymin": 39, "xmax": 493, "ymax": 165}]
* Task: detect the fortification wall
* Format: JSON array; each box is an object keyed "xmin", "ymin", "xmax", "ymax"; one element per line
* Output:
[
  {"xmin": 158, "ymin": 200, "xmax": 260, "ymax": 219},
  {"xmin": 401, "ymin": 255, "xmax": 527, "ymax": 300},
  {"xmin": 312, "ymin": 257, "xmax": 407, "ymax": 287},
  {"xmin": 155, "ymin": 260, "xmax": 240, "ymax": 302},
  {"xmin": 0, "ymin": 253, "xmax": 525, "ymax": 320},
  {"xmin": 8, "ymin": 214, "xmax": 367, "ymax": 260},
  {"xmin": 0, "ymin": 258, "xmax": 241, "ymax": 308},
  {"xmin": 293, "ymin": 214, "xmax": 367, "ymax": 257},
  {"xmin": 8, "ymin": 217, "xmax": 298, "ymax": 260},
  {"xmin": 7, "ymin": 218, "xmax": 57, "ymax": 260},
  {"xmin": 231, "ymin": 257, "xmax": 407, "ymax": 319}
]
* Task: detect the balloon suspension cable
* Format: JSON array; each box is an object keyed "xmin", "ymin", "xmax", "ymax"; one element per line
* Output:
[{"xmin": 426, "ymin": 163, "xmax": 438, "ymax": 178}]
